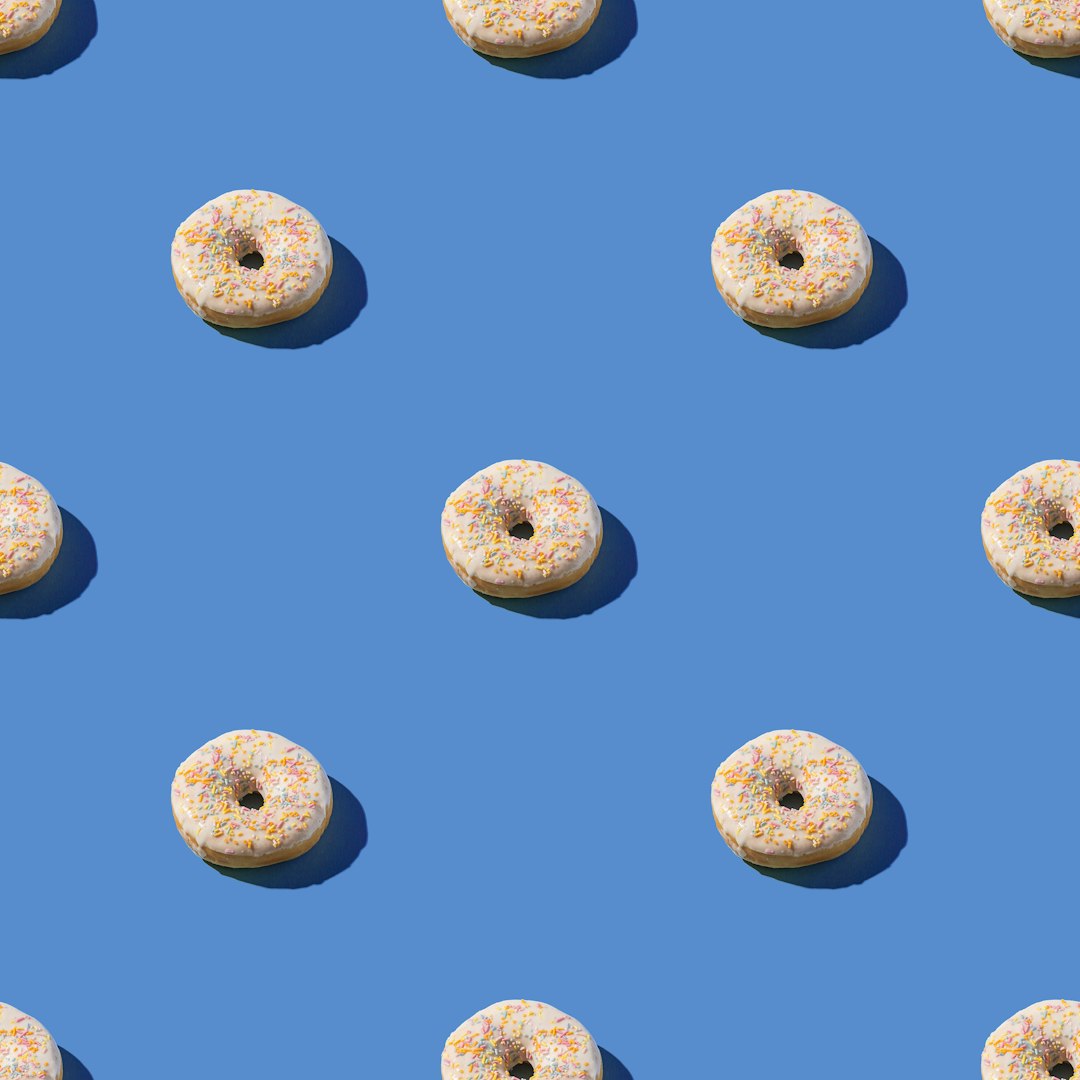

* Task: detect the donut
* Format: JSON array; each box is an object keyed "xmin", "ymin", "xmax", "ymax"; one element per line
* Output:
[
  {"xmin": 441, "ymin": 459, "xmax": 603, "ymax": 598},
  {"xmin": 711, "ymin": 729, "xmax": 873, "ymax": 868},
  {"xmin": 984, "ymin": 1, "xmax": 1080, "ymax": 57},
  {"xmin": 442, "ymin": 1000, "xmax": 601, "ymax": 1080},
  {"xmin": 0, "ymin": 462, "xmax": 63, "ymax": 596},
  {"xmin": 0, "ymin": 0, "xmax": 61, "ymax": 54},
  {"xmin": 171, "ymin": 190, "xmax": 333, "ymax": 329},
  {"xmin": 171, "ymin": 730, "xmax": 333, "ymax": 868},
  {"xmin": 0, "ymin": 1003, "xmax": 62, "ymax": 1080},
  {"xmin": 711, "ymin": 190, "xmax": 873, "ymax": 328},
  {"xmin": 982, "ymin": 460, "xmax": 1080, "ymax": 598},
  {"xmin": 443, "ymin": 0, "xmax": 602, "ymax": 58},
  {"xmin": 983, "ymin": 1000, "xmax": 1080, "ymax": 1079}
]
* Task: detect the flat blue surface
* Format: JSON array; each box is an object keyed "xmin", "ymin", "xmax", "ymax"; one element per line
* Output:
[{"xmin": 3, "ymin": 1, "xmax": 1078, "ymax": 1076}]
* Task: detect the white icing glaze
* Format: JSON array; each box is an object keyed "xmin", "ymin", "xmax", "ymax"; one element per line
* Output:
[
  {"xmin": 712, "ymin": 730, "xmax": 872, "ymax": 864},
  {"xmin": 171, "ymin": 730, "xmax": 332, "ymax": 864},
  {"xmin": 442, "ymin": 1001, "xmax": 601, "ymax": 1080},
  {"xmin": 444, "ymin": 0, "xmax": 599, "ymax": 50},
  {"xmin": 982, "ymin": 460, "xmax": 1080, "ymax": 594},
  {"xmin": 983, "ymin": 1000, "xmax": 1080, "ymax": 1079},
  {"xmin": 0, "ymin": 1003, "xmax": 62, "ymax": 1080},
  {"xmin": 171, "ymin": 190, "xmax": 332, "ymax": 325},
  {"xmin": 984, "ymin": 0, "xmax": 1080, "ymax": 53},
  {"xmin": 711, "ymin": 190, "xmax": 872, "ymax": 324},
  {"xmin": 0, "ymin": 0, "xmax": 58, "ymax": 49},
  {"xmin": 441, "ymin": 460, "xmax": 602, "ymax": 594},
  {"xmin": 0, "ymin": 462, "xmax": 62, "ymax": 594}
]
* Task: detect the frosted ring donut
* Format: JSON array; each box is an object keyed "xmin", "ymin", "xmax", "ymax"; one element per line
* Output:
[
  {"xmin": 442, "ymin": 1000, "xmax": 602, "ymax": 1080},
  {"xmin": 982, "ymin": 459, "xmax": 1080, "ymax": 598},
  {"xmin": 0, "ymin": 462, "xmax": 63, "ymax": 595},
  {"xmin": 0, "ymin": 1004, "xmax": 62, "ymax": 1080},
  {"xmin": 171, "ymin": 730, "xmax": 333, "ymax": 868},
  {"xmin": 443, "ymin": 0, "xmax": 602, "ymax": 58},
  {"xmin": 983, "ymin": 1000, "xmax": 1080, "ymax": 1079},
  {"xmin": 712, "ymin": 190, "xmax": 873, "ymax": 328},
  {"xmin": 171, "ymin": 190, "xmax": 333, "ymax": 328},
  {"xmin": 0, "ymin": 0, "xmax": 62, "ymax": 54},
  {"xmin": 984, "ymin": 1, "xmax": 1080, "ymax": 57},
  {"xmin": 712, "ymin": 729, "xmax": 873, "ymax": 868},
  {"xmin": 441, "ymin": 459, "xmax": 603, "ymax": 598}
]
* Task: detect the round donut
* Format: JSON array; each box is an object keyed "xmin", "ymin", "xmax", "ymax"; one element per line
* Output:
[
  {"xmin": 0, "ymin": 0, "xmax": 61, "ymax": 54},
  {"xmin": 442, "ymin": 1000, "xmax": 601, "ymax": 1080},
  {"xmin": 982, "ymin": 460, "xmax": 1080, "ymax": 598},
  {"xmin": 171, "ymin": 190, "xmax": 333, "ymax": 329},
  {"xmin": 711, "ymin": 729, "xmax": 873, "ymax": 868},
  {"xmin": 0, "ymin": 1003, "xmax": 62, "ymax": 1080},
  {"xmin": 0, "ymin": 462, "xmax": 63, "ymax": 596},
  {"xmin": 441, "ymin": 459, "xmax": 603, "ymax": 598},
  {"xmin": 983, "ymin": 1000, "xmax": 1080, "ymax": 1079},
  {"xmin": 712, "ymin": 190, "xmax": 873, "ymax": 329},
  {"xmin": 171, "ymin": 730, "xmax": 333, "ymax": 868},
  {"xmin": 984, "ymin": 1, "xmax": 1080, "ymax": 57},
  {"xmin": 443, "ymin": 0, "xmax": 602, "ymax": 57}
]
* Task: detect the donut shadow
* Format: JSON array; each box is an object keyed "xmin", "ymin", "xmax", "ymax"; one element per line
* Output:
[
  {"xmin": 0, "ymin": 508, "xmax": 97, "ymax": 619},
  {"xmin": 0, "ymin": 0, "xmax": 97, "ymax": 78},
  {"xmin": 751, "ymin": 777, "xmax": 907, "ymax": 889},
  {"xmin": 211, "ymin": 238, "xmax": 367, "ymax": 349},
  {"xmin": 59, "ymin": 1047, "xmax": 94, "ymax": 1080},
  {"xmin": 1020, "ymin": 53, "xmax": 1080, "ymax": 78},
  {"xmin": 481, "ymin": 507, "xmax": 636, "ymax": 619},
  {"xmin": 750, "ymin": 237, "xmax": 907, "ymax": 349},
  {"xmin": 600, "ymin": 1048, "xmax": 635, "ymax": 1080},
  {"xmin": 1020, "ymin": 593, "xmax": 1080, "ymax": 617},
  {"xmin": 212, "ymin": 778, "xmax": 367, "ymax": 889},
  {"xmin": 483, "ymin": 0, "xmax": 637, "ymax": 78}
]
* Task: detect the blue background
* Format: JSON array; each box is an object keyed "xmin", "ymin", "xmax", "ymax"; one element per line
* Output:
[{"xmin": 3, "ymin": 1, "xmax": 1079, "ymax": 1077}]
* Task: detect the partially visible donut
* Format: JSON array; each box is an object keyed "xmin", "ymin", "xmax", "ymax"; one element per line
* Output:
[
  {"xmin": 171, "ymin": 730, "xmax": 333, "ymax": 868},
  {"xmin": 712, "ymin": 190, "xmax": 873, "ymax": 328},
  {"xmin": 171, "ymin": 190, "xmax": 333, "ymax": 329},
  {"xmin": 982, "ymin": 460, "xmax": 1080, "ymax": 598},
  {"xmin": 443, "ymin": 0, "xmax": 603, "ymax": 57},
  {"xmin": 442, "ymin": 1000, "xmax": 602, "ymax": 1080},
  {"xmin": 0, "ymin": 1003, "xmax": 62, "ymax": 1080},
  {"xmin": 983, "ymin": 1000, "xmax": 1080, "ymax": 1079},
  {"xmin": 0, "ymin": 462, "xmax": 63, "ymax": 596},
  {"xmin": 712, "ymin": 729, "xmax": 873, "ymax": 868},
  {"xmin": 0, "ymin": 0, "xmax": 62, "ymax": 55},
  {"xmin": 984, "ymin": 1, "xmax": 1080, "ymax": 57},
  {"xmin": 441, "ymin": 460, "xmax": 603, "ymax": 598}
]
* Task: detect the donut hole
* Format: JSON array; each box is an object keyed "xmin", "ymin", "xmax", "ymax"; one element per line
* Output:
[
  {"xmin": 238, "ymin": 790, "xmax": 264, "ymax": 811},
  {"xmin": 238, "ymin": 250, "xmax": 265, "ymax": 271},
  {"xmin": 508, "ymin": 521, "xmax": 535, "ymax": 541},
  {"xmin": 1049, "ymin": 521, "xmax": 1075, "ymax": 541},
  {"xmin": 508, "ymin": 1064, "xmax": 534, "ymax": 1079},
  {"xmin": 1049, "ymin": 1061, "xmax": 1074, "ymax": 1079},
  {"xmin": 778, "ymin": 250, "xmax": 805, "ymax": 271},
  {"xmin": 778, "ymin": 790, "xmax": 805, "ymax": 811}
]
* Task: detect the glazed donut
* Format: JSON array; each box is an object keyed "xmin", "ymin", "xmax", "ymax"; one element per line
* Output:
[
  {"xmin": 442, "ymin": 1001, "xmax": 601, "ymax": 1080},
  {"xmin": 983, "ymin": 1000, "xmax": 1080, "ymax": 1079},
  {"xmin": 171, "ymin": 730, "xmax": 333, "ymax": 868},
  {"xmin": 712, "ymin": 730, "xmax": 873, "ymax": 868},
  {"xmin": 982, "ymin": 460, "xmax": 1080, "ymax": 598},
  {"xmin": 443, "ymin": 0, "xmax": 602, "ymax": 57},
  {"xmin": 0, "ymin": 462, "xmax": 63, "ymax": 596},
  {"xmin": 0, "ymin": 0, "xmax": 61, "ymax": 54},
  {"xmin": 712, "ymin": 190, "xmax": 873, "ymax": 328},
  {"xmin": 442, "ymin": 459, "xmax": 603, "ymax": 598},
  {"xmin": 984, "ymin": 1, "xmax": 1080, "ymax": 57},
  {"xmin": 171, "ymin": 190, "xmax": 333, "ymax": 328},
  {"xmin": 0, "ymin": 1003, "xmax": 62, "ymax": 1080}
]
